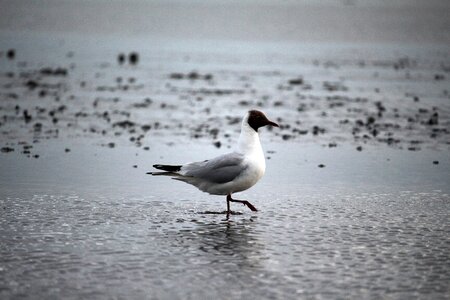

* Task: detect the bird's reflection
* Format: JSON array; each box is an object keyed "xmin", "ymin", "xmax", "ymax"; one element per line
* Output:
[{"xmin": 175, "ymin": 215, "xmax": 265, "ymax": 271}]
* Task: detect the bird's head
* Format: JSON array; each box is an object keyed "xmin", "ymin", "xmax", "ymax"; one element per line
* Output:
[{"xmin": 246, "ymin": 110, "xmax": 279, "ymax": 132}]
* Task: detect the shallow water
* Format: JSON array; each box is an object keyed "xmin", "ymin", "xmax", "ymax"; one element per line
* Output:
[
  {"xmin": 1, "ymin": 185, "xmax": 449, "ymax": 299},
  {"xmin": 1, "ymin": 143, "xmax": 449, "ymax": 299}
]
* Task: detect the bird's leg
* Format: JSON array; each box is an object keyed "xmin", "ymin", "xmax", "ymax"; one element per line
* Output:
[
  {"xmin": 227, "ymin": 194, "xmax": 258, "ymax": 212},
  {"xmin": 226, "ymin": 195, "xmax": 231, "ymax": 216}
]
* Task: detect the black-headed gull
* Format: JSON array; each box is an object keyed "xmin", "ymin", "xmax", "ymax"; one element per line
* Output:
[{"xmin": 147, "ymin": 110, "xmax": 279, "ymax": 214}]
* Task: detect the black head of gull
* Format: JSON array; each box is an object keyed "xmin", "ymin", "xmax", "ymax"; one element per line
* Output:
[{"xmin": 247, "ymin": 110, "xmax": 279, "ymax": 132}]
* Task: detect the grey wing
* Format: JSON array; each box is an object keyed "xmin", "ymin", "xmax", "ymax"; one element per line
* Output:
[{"xmin": 182, "ymin": 152, "xmax": 247, "ymax": 184}]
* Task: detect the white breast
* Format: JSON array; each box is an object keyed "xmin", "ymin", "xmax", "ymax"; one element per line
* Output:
[
  {"xmin": 233, "ymin": 152, "xmax": 265, "ymax": 193},
  {"xmin": 231, "ymin": 118, "xmax": 267, "ymax": 193}
]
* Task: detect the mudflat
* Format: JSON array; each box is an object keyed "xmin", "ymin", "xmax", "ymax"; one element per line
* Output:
[{"xmin": 1, "ymin": 1, "xmax": 449, "ymax": 299}]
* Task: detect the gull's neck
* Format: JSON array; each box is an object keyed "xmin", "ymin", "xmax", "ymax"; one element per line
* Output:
[{"xmin": 237, "ymin": 118, "xmax": 263, "ymax": 155}]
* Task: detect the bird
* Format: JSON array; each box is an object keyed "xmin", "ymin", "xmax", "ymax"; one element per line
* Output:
[{"xmin": 147, "ymin": 110, "xmax": 279, "ymax": 214}]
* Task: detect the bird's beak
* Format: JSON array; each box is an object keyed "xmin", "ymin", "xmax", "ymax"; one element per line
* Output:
[{"xmin": 267, "ymin": 120, "xmax": 279, "ymax": 127}]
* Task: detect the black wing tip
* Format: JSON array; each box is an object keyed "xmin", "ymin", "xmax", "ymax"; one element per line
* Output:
[{"xmin": 153, "ymin": 164, "xmax": 182, "ymax": 172}]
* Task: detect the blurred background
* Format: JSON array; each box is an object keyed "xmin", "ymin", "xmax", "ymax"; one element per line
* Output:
[{"xmin": 1, "ymin": 0, "xmax": 450, "ymax": 44}]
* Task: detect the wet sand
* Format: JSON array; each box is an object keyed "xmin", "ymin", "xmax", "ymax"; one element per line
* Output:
[
  {"xmin": 1, "ymin": 0, "xmax": 450, "ymax": 299},
  {"xmin": 1, "ymin": 141, "xmax": 449, "ymax": 299},
  {"xmin": 0, "ymin": 33, "xmax": 448, "ymax": 154}
]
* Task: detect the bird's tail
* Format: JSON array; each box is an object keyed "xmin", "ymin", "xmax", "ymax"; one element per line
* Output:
[{"xmin": 146, "ymin": 164, "xmax": 182, "ymax": 176}]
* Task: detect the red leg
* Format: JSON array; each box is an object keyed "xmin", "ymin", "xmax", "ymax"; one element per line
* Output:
[{"xmin": 226, "ymin": 194, "xmax": 258, "ymax": 212}]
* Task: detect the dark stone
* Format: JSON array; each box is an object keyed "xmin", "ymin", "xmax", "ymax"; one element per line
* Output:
[
  {"xmin": 129, "ymin": 52, "xmax": 139, "ymax": 65},
  {"xmin": 434, "ymin": 74, "xmax": 445, "ymax": 81},
  {"xmin": 118, "ymin": 53, "xmax": 125, "ymax": 64},
  {"xmin": 188, "ymin": 72, "xmax": 199, "ymax": 80},
  {"xmin": 26, "ymin": 80, "xmax": 38, "ymax": 90},
  {"xmin": 428, "ymin": 113, "xmax": 439, "ymax": 125},
  {"xmin": 33, "ymin": 123, "xmax": 42, "ymax": 131},
  {"xmin": 113, "ymin": 120, "xmax": 136, "ymax": 128},
  {"xmin": 6, "ymin": 49, "xmax": 15, "ymax": 59},
  {"xmin": 40, "ymin": 67, "xmax": 67, "ymax": 76},
  {"xmin": 355, "ymin": 119, "xmax": 364, "ymax": 126},
  {"xmin": 371, "ymin": 129, "xmax": 378, "ymax": 137},
  {"xmin": 23, "ymin": 110, "xmax": 32, "ymax": 123},
  {"xmin": 209, "ymin": 128, "xmax": 219, "ymax": 138},
  {"xmin": 169, "ymin": 73, "xmax": 184, "ymax": 79},
  {"xmin": 288, "ymin": 78, "xmax": 304, "ymax": 85},
  {"xmin": 1, "ymin": 147, "xmax": 14, "ymax": 153},
  {"xmin": 366, "ymin": 116, "xmax": 376, "ymax": 125},
  {"xmin": 312, "ymin": 126, "xmax": 325, "ymax": 135}
]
